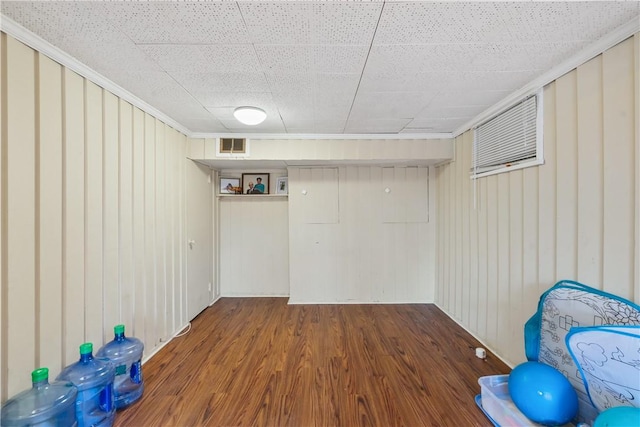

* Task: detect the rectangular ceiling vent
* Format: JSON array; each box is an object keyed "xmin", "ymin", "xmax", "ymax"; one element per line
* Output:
[{"xmin": 216, "ymin": 138, "xmax": 250, "ymax": 158}]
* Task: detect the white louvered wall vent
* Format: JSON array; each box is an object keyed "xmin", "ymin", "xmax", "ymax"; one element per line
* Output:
[
  {"xmin": 471, "ymin": 91, "xmax": 543, "ymax": 178},
  {"xmin": 216, "ymin": 138, "xmax": 250, "ymax": 158}
]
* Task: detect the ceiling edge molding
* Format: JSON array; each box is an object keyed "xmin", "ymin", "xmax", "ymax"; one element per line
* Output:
[
  {"xmin": 189, "ymin": 132, "xmax": 453, "ymax": 140},
  {"xmin": 0, "ymin": 14, "xmax": 192, "ymax": 136},
  {"xmin": 453, "ymin": 15, "xmax": 640, "ymax": 138}
]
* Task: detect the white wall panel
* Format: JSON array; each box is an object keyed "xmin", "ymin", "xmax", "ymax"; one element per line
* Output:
[
  {"xmin": 119, "ymin": 100, "xmax": 134, "ymax": 334},
  {"xmin": 37, "ymin": 53, "xmax": 64, "ymax": 376},
  {"xmin": 219, "ymin": 195, "xmax": 289, "ymax": 297},
  {"xmin": 132, "ymin": 107, "xmax": 145, "ymax": 338},
  {"xmin": 63, "ymin": 68, "xmax": 86, "ymax": 366},
  {"xmin": 435, "ymin": 35, "xmax": 639, "ymax": 367},
  {"xmin": 84, "ymin": 81, "xmax": 104, "ymax": 348},
  {"xmin": 103, "ymin": 91, "xmax": 120, "ymax": 340},
  {"xmin": 602, "ymin": 38, "xmax": 636, "ymax": 300},
  {"xmin": 289, "ymin": 165, "xmax": 434, "ymax": 303},
  {"xmin": 576, "ymin": 56, "xmax": 603, "ymax": 286},
  {"xmin": 0, "ymin": 34, "xmax": 194, "ymax": 401},
  {"xmin": 4, "ymin": 35, "xmax": 36, "ymax": 398}
]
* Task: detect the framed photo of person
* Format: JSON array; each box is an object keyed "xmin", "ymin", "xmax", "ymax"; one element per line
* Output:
[
  {"xmin": 242, "ymin": 173, "xmax": 270, "ymax": 194},
  {"xmin": 220, "ymin": 177, "xmax": 241, "ymax": 194},
  {"xmin": 276, "ymin": 177, "xmax": 288, "ymax": 195}
]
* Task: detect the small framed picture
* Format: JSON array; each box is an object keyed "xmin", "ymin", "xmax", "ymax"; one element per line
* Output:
[
  {"xmin": 242, "ymin": 173, "xmax": 270, "ymax": 194},
  {"xmin": 276, "ymin": 177, "xmax": 288, "ymax": 195},
  {"xmin": 220, "ymin": 177, "xmax": 242, "ymax": 194}
]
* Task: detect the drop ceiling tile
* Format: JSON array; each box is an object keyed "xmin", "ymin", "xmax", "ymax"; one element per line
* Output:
[
  {"xmin": 312, "ymin": 45, "xmax": 369, "ymax": 73},
  {"xmin": 217, "ymin": 118, "xmax": 287, "ymax": 133},
  {"xmin": 365, "ymin": 44, "xmax": 484, "ymax": 74},
  {"xmin": 416, "ymin": 105, "xmax": 488, "ymax": 120},
  {"xmin": 104, "ymin": 1, "xmax": 250, "ymax": 44},
  {"xmin": 265, "ymin": 73, "xmax": 315, "ymax": 93},
  {"xmin": 255, "ymin": 46, "xmax": 312, "ymax": 73},
  {"xmin": 425, "ymin": 90, "xmax": 510, "ymax": 110},
  {"xmin": 141, "ymin": 45, "xmax": 261, "ymax": 73},
  {"xmin": 202, "ymin": 92, "xmax": 276, "ymax": 111},
  {"xmin": 345, "ymin": 118, "xmax": 412, "ymax": 134},
  {"xmin": 240, "ymin": 2, "xmax": 313, "ymax": 44},
  {"xmin": 498, "ymin": 2, "xmax": 640, "ymax": 43},
  {"xmin": 405, "ymin": 117, "xmax": 468, "ymax": 132},
  {"xmin": 358, "ymin": 72, "xmax": 451, "ymax": 93},
  {"xmin": 240, "ymin": 1, "xmax": 382, "ymax": 45},
  {"xmin": 375, "ymin": 2, "xmax": 506, "ymax": 44},
  {"xmin": 349, "ymin": 92, "xmax": 435, "ymax": 120},
  {"xmin": 174, "ymin": 72, "xmax": 270, "ymax": 95},
  {"xmin": 315, "ymin": 73, "xmax": 360, "ymax": 96},
  {"xmin": 256, "ymin": 45, "xmax": 368, "ymax": 74},
  {"xmin": 308, "ymin": 2, "xmax": 382, "ymax": 44}
]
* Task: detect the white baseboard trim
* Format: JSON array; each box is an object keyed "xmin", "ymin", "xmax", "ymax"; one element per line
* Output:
[
  {"xmin": 142, "ymin": 321, "xmax": 190, "ymax": 365},
  {"xmin": 433, "ymin": 303, "xmax": 514, "ymax": 369},
  {"xmin": 287, "ymin": 299, "xmax": 433, "ymax": 305},
  {"xmin": 209, "ymin": 295, "xmax": 222, "ymax": 306},
  {"xmin": 221, "ymin": 294, "xmax": 291, "ymax": 298}
]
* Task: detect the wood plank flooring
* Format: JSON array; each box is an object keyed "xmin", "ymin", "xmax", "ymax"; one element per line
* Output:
[{"xmin": 114, "ymin": 298, "xmax": 510, "ymax": 426}]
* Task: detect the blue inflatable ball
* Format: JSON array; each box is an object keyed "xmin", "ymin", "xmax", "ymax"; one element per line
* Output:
[
  {"xmin": 508, "ymin": 362, "xmax": 578, "ymax": 426},
  {"xmin": 594, "ymin": 406, "xmax": 640, "ymax": 427}
]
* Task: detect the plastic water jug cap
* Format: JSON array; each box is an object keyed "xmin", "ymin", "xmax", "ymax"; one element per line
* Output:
[
  {"xmin": 32, "ymin": 368, "xmax": 49, "ymax": 383},
  {"xmin": 114, "ymin": 324, "xmax": 125, "ymax": 335},
  {"xmin": 79, "ymin": 342, "xmax": 93, "ymax": 355}
]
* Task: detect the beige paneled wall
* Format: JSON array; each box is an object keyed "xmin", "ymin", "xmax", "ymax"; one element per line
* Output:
[
  {"xmin": 435, "ymin": 34, "xmax": 639, "ymax": 367},
  {"xmin": 0, "ymin": 33, "xmax": 189, "ymax": 401},
  {"xmin": 217, "ymin": 169, "xmax": 290, "ymax": 297},
  {"xmin": 289, "ymin": 165, "xmax": 436, "ymax": 303},
  {"xmin": 189, "ymin": 137, "xmax": 454, "ymax": 163}
]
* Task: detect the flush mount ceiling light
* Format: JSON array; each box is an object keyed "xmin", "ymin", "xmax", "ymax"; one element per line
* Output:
[{"xmin": 233, "ymin": 106, "xmax": 267, "ymax": 125}]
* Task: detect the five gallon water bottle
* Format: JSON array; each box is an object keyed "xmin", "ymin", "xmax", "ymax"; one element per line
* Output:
[
  {"xmin": 56, "ymin": 343, "xmax": 116, "ymax": 427},
  {"xmin": 0, "ymin": 367, "xmax": 78, "ymax": 427},
  {"xmin": 96, "ymin": 325, "xmax": 144, "ymax": 409}
]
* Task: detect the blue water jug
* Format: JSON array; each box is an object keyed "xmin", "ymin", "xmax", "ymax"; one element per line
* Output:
[
  {"xmin": 96, "ymin": 325, "xmax": 144, "ymax": 409},
  {"xmin": 1, "ymin": 367, "xmax": 78, "ymax": 427},
  {"xmin": 57, "ymin": 343, "xmax": 116, "ymax": 427}
]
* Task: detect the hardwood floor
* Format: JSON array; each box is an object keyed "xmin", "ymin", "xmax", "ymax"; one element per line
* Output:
[{"xmin": 114, "ymin": 298, "xmax": 510, "ymax": 426}]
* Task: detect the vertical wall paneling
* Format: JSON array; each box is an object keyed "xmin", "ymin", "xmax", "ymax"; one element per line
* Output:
[
  {"xmin": 218, "ymin": 168, "xmax": 290, "ymax": 298},
  {"xmin": 508, "ymin": 170, "xmax": 523, "ymax": 363},
  {"xmin": 1, "ymin": 34, "xmax": 191, "ymax": 398},
  {"xmin": 461, "ymin": 132, "xmax": 471, "ymax": 326},
  {"xmin": 538, "ymin": 83, "xmax": 558, "ymax": 296},
  {"xmin": 155, "ymin": 121, "xmax": 166, "ymax": 342},
  {"xmin": 62, "ymin": 68, "xmax": 85, "ymax": 365},
  {"xmin": 4, "ymin": 36, "xmax": 36, "ymax": 397},
  {"xmin": 485, "ymin": 175, "xmax": 498, "ymax": 347},
  {"xmin": 288, "ymin": 165, "xmax": 433, "ymax": 303},
  {"xmin": 119, "ymin": 100, "xmax": 134, "ymax": 334},
  {"xmin": 635, "ymin": 34, "xmax": 640, "ymax": 302},
  {"xmin": 37, "ymin": 54, "xmax": 64, "ymax": 374},
  {"xmin": 435, "ymin": 35, "xmax": 639, "ymax": 367},
  {"xmin": 555, "ymin": 71, "xmax": 578, "ymax": 282},
  {"xmin": 103, "ymin": 92, "xmax": 119, "ymax": 338},
  {"xmin": 132, "ymin": 107, "xmax": 145, "ymax": 338},
  {"xmin": 0, "ymin": 32, "xmax": 5, "ymax": 401},
  {"xmin": 455, "ymin": 136, "xmax": 463, "ymax": 321},
  {"xmin": 576, "ymin": 56, "xmax": 604, "ymax": 286},
  {"xmin": 468, "ymin": 140, "xmax": 480, "ymax": 333},
  {"xmin": 143, "ymin": 114, "xmax": 157, "ymax": 350},
  {"xmin": 602, "ymin": 38, "xmax": 635, "ymax": 299},
  {"xmin": 496, "ymin": 173, "xmax": 510, "ymax": 356},
  {"xmin": 521, "ymin": 166, "xmax": 539, "ymax": 343},
  {"xmin": 84, "ymin": 81, "xmax": 104, "ymax": 348}
]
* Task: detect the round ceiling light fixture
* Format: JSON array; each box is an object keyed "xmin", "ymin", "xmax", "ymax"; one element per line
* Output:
[{"xmin": 233, "ymin": 106, "xmax": 267, "ymax": 125}]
